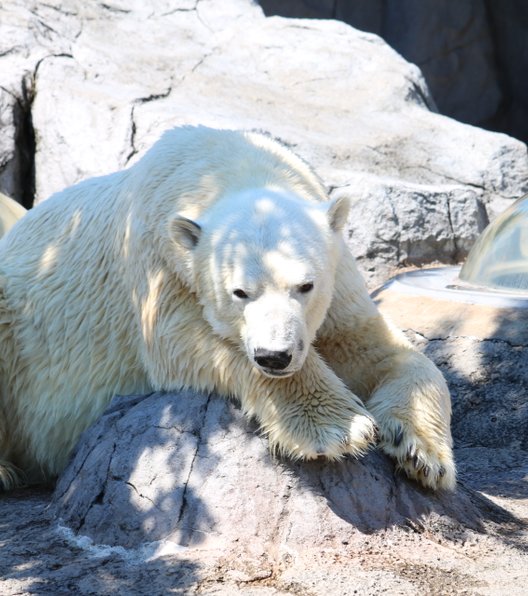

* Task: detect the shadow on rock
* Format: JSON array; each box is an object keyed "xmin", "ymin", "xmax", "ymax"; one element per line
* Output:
[
  {"xmin": 52, "ymin": 390, "xmax": 218, "ymax": 548},
  {"xmin": 417, "ymin": 309, "xmax": 528, "ymax": 505}
]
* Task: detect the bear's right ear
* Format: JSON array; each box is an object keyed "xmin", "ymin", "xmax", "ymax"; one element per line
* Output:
[{"xmin": 170, "ymin": 215, "xmax": 202, "ymax": 250}]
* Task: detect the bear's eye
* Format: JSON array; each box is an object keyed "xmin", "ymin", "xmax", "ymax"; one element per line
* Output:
[
  {"xmin": 298, "ymin": 282, "xmax": 314, "ymax": 294},
  {"xmin": 233, "ymin": 289, "xmax": 249, "ymax": 299}
]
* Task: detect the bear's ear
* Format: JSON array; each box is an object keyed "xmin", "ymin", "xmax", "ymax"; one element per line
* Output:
[
  {"xmin": 326, "ymin": 194, "xmax": 351, "ymax": 232},
  {"xmin": 170, "ymin": 215, "xmax": 202, "ymax": 250}
]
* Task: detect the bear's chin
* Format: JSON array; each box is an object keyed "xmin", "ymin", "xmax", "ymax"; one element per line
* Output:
[{"xmin": 255, "ymin": 367, "xmax": 296, "ymax": 379}]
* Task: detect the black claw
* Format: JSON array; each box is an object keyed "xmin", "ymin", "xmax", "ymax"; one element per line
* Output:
[
  {"xmin": 413, "ymin": 455, "xmax": 429, "ymax": 473},
  {"xmin": 438, "ymin": 466, "xmax": 446, "ymax": 478},
  {"xmin": 406, "ymin": 446, "xmax": 415, "ymax": 460},
  {"xmin": 423, "ymin": 466, "xmax": 430, "ymax": 478},
  {"xmin": 393, "ymin": 426, "xmax": 404, "ymax": 447},
  {"xmin": 372, "ymin": 425, "xmax": 380, "ymax": 445}
]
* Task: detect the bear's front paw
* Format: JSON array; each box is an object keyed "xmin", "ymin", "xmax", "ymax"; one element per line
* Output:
[
  {"xmin": 271, "ymin": 412, "xmax": 377, "ymax": 462},
  {"xmin": 298, "ymin": 413, "xmax": 377, "ymax": 462},
  {"xmin": 377, "ymin": 417, "xmax": 456, "ymax": 491},
  {"xmin": 346, "ymin": 413, "xmax": 378, "ymax": 459}
]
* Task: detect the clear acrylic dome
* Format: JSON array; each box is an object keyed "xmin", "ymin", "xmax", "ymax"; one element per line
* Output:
[{"xmin": 459, "ymin": 195, "xmax": 528, "ymax": 293}]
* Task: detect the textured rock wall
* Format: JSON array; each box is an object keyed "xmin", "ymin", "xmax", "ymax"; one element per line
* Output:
[
  {"xmin": 2, "ymin": 0, "xmax": 528, "ymax": 286},
  {"xmin": 259, "ymin": 0, "xmax": 528, "ymax": 145}
]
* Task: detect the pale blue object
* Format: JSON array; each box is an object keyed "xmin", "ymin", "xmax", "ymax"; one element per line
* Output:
[{"xmin": 460, "ymin": 195, "xmax": 528, "ymax": 293}]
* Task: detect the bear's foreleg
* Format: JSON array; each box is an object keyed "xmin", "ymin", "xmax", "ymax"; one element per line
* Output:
[
  {"xmin": 364, "ymin": 347, "xmax": 456, "ymax": 490},
  {"xmin": 0, "ymin": 280, "xmax": 26, "ymax": 491},
  {"xmin": 0, "ymin": 457, "xmax": 24, "ymax": 491},
  {"xmin": 243, "ymin": 348, "xmax": 378, "ymax": 461},
  {"xmin": 0, "ymin": 403, "xmax": 23, "ymax": 490},
  {"xmin": 315, "ymin": 247, "xmax": 456, "ymax": 490}
]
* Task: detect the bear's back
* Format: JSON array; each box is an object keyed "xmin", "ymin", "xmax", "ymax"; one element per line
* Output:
[{"xmin": 127, "ymin": 126, "xmax": 329, "ymax": 223}]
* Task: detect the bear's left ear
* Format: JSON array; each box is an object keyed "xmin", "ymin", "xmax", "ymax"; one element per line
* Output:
[
  {"xmin": 326, "ymin": 194, "xmax": 351, "ymax": 232},
  {"xmin": 170, "ymin": 215, "xmax": 202, "ymax": 250}
]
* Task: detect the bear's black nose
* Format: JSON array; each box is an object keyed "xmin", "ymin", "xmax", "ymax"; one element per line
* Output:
[{"xmin": 254, "ymin": 349, "xmax": 292, "ymax": 371}]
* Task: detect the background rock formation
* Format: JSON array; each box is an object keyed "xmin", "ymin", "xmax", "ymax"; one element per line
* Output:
[
  {"xmin": 260, "ymin": 0, "xmax": 528, "ymax": 145},
  {"xmin": 2, "ymin": 0, "xmax": 528, "ymax": 286}
]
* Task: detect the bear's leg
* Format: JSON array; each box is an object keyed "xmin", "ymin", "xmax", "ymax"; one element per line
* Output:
[
  {"xmin": 363, "ymin": 348, "xmax": 456, "ymax": 491},
  {"xmin": 0, "ymin": 283, "xmax": 25, "ymax": 491},
  {"xmin": 0, "ymin": 415, "xmax": 23, "ymax": 490},
  {"xmin": 315, "ymin": 247, "xmax": 456, "ymax": 490},
  {"xmin": 242, "ymin": 347, "xmax": 378, "ymax": 461},
  {"xmin": 0, "ymin": 458, "xmax": 24, "ymax": 491}
]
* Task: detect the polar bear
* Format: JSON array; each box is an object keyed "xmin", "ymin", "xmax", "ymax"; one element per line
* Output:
[
  {"xmin": 0, "ymin": 193, "xmax": 26, "ymax": 237},
  {"xmin": 0, "ymin": 126, "xmax": 455, "ymax": 492}
]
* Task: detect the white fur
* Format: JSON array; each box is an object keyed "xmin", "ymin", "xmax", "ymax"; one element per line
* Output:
[
  {"xmin": 0, "ymin": 193, "xmax": 26, "ymax": 237},
  {"xmin": 186, "ymin": 188, "xmax": 343, "ymax": 377},
  {"xmin": 0, "ymin": 126, "xmax": 455, "ymax": 491}
]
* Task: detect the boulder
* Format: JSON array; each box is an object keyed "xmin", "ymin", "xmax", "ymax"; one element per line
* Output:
[
  {"xmin": 260, "ymin": 0, "xmax": 528, "ymax": 143},
  {"xmin": 52, "ymin": 391, "xmax": 489, "ymax": 552},
  {"xmin": 1, "ymin": 0, "xmax": 528, "ymax": 286}
]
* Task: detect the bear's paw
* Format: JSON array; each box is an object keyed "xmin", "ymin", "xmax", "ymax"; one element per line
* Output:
[
  {"xmin": 377, "ymin": 417, "xmax": 456, "ymax": 491},
  {"xmin": 269, "ymin": 412, "xmax": 377, "ymax": 463}
]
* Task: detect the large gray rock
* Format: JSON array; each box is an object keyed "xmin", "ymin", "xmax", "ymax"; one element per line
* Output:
[
  {"xmin": 260, "ymin": 0, "xmax": 527, "ymax": 143},
  {"xmin": 344, "ymin": 178, "xmax": 489, "ymax": 278},
  {"xmin": 2, "ymin": 0, "xmax": 528, "ymax": 286},
  {"xmin": 52, "ymin": 390, "xmax": 490, "ymax": 552}
]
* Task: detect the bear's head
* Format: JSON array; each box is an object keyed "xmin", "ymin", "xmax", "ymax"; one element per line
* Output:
[{"xmin": 170, "ymin": 189, "xmax": 350, "ymax": 378}]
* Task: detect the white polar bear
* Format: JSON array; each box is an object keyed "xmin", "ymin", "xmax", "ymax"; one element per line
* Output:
[{"xmin": 0, "ymin": 126, "xmax": 455, "ymax": 491}]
